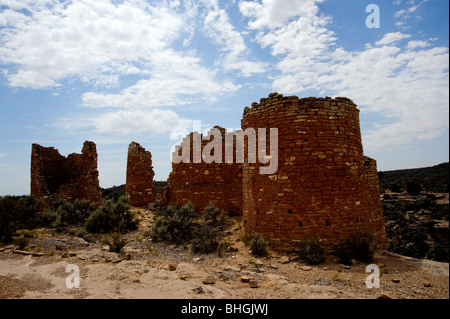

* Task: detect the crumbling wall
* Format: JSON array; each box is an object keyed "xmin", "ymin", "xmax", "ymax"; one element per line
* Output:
[
  {"xmin": 126, "ymin": 142, "xmax": 156, "ymax": 207},
  {"xmin": 167, "ymin": 126, "xmax": 243, "ymax": 215},
  {"xmin": 241, "ymin": 93, "xmax": 386, "ymax": 252},
  {"xmin": 30, "ymin": 141, "xmax": 102, "ymax": 206},
  {"xmin": 364, "ymin": 156, "xmax": 387, "ymax": 250}
]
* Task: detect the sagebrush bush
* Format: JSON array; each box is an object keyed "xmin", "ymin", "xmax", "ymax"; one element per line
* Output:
[
  {"xmin": 151, "ymin": 202, "xmax": 196, "ymax": 244},
  {"xmin": 15, "ymin": 236, "xmax": 29, "ymax": 250},
  {"xmin": 191, "ymin": 225, "xmax": 219, "ymax": 254},
  {"xmin": 249, "ymin": 233, "xmax": 268, "ymax": 257},
  {"xmin": 204, "ymin": 202, "xmax": 229, "ymax": 228},
  {"xmin": 343, "ymin": 232, "xmax": 375, "ymax": 263},
  {"xmin": 333, "ymin": 243, "xmax": 353, "ymax": 265},
  {"xmin": 297, "ymin": 238, "xmax": 326, "ymax": 265},
  {"xmin": 84, "ymin": 196, "xmax": 137, "ymax": 234},
  {"xmin": 0, "ymin": 196, "xmax": 24, "ymax": 242},
  {"xmin": 104, "ymin": 232, "xmax": 128, "ymax": 253}
]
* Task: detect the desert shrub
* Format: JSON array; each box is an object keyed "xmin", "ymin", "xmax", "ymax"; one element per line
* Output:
[
  {"xmin": 249, "ymin": 233, "xmax": 268, "ymax": 257},
  {"xmin": 18, "ymin": 195, "xmax": 43, "ymax": 228},
  {"xmin": 406, "ymin": 180, "xmax": 422, "ymax": 196},
  {"xmin": 204, "ymin": 202, "xmax": 229, "ymax": 228},
  {"xmin": 84, "ymin": 196, "xmax": 137, "ymax": 234},
  {"xmin": 344, "ymin": 232, "xmax": 375, "ymax": 263},
  {"xmin": 103, "ymin": 232, "xmax": 127, "ymax": 253},
  {"xmin": 15, "ymin": 236, "xmax": 29, "ymax": 250},
  {"xmin": 151, "ymin": 202, "xmax": 196, "ymax": 244},
  {"xmin": 427, "ymin": 243, "xmax": 449, "ymax": 262},
  {"xmin": 391, "ymin": 183, "xmax": 402, "ymax": 193},
  {"xmin": 148, "ymin": 202, "xmax": 158, "ymax": 211},
  {"xmin": 191, "ymin": 225, "xmax": 219, "ymax": 254},
  {"xmin": 297, "ymin": 238, "xmax": 326, "ymax": 265},
  {"xmin": 333, "ymin": 243, "xmax": 353, "ymax": 266},
  {"xmin": 0, "ymin": 196, "xmax": 25, "ymax": 242}
]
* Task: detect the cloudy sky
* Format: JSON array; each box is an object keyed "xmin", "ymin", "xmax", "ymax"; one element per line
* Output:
[{"xmin": 0, "ymin": 0, "xmax": 448, "ymax": 195}]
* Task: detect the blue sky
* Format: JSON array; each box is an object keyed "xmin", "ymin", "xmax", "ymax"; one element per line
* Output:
[{"xmin": 0, "ymin": 0, "xmax": 448, "ymax": 196}]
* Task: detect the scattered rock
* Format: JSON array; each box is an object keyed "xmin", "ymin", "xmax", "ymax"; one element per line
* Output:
[
  {"xmin": 249, "ymin": 280, "xmax": 259, "ymax": 288},
  {"xmin": 126, "ymin": 254, "xmax": 132, "ymax": 260},
  {"xmin": 279, "ymin": 256, "xmax": 290, "ymax": 264},
  {"xmin": 392, "ymin": 279, "xmax": 400, "ymax": 283},
  {"xmin": 342, "ymin": 265, "xmax": 351, "ymax": 269},
  {"xmin": 423, "ymin": 281, "xmax": 432, "ymax": 288},
  {"xmin": 61, "ymin": 252, "xmax": 68, "ymax": 258},
  {"xmin": 178, "ymin": 274, "xmax": 188, "ymax": 281},
  {"xmin": 203, "ymin": 276, "xmax": 216, "ymax": 285},
  {"xmin": 240, "ymin": 276, "xmax": 254, "ymax": 283},
  {"xmin": 192, "ymin": 286, "xmax": 204, "ymax": 294},
  {"xmin": 289, "ymin": 255, "xmax": 300, "ymax": 262},
  {"xmin": 112, "ymin": 259, "xmax": 122, "ymax": 264},
  {"xmin": 224, "ymin": 265, "xmax": 241, "ymax": 272},
  {"xmin": 300, "ymin": 266, "xmax": 312, "ymax": 271},
  {"xmin": 105, "ymin": 258, "xmax": 112, "ymax": 263},
  {"xmin": 168, "ymin": 263, "xmax": 177, "ymax": 271},
  {"xmin": 133, "ymin": 279, "xmax": 140, "ymax": 284},
  {"xmin": 377, "ymin": 294, "xmax": 393, "ymax": 299},
  {"xmin": 192, "ymin": 257, "xmax": 204, "ymax": 264},
  {"xmin": 55, "ymin": 245, "xmax": 68, "ymax": 251},
  {"xmin": 92, "ymin": 258, "xmax": 99, "ymax": 263}
]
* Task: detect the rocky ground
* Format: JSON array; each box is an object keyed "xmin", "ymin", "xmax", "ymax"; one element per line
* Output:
[{"xmin": 0, "ymin": 209, "xmax": 448, "ymax": 299}]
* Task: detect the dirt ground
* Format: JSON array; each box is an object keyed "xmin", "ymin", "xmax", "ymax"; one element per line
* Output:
[{"xmin": 0, "ymin": 210, "xmax": 448, "ymax": 299}]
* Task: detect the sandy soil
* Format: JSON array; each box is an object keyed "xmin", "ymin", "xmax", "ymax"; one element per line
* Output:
[{"xmin": 0, "ymin": 210, "xmax": 448, "ymax": 299}]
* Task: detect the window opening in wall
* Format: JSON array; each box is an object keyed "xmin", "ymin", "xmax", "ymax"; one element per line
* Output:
[{"xmin": 299, "ymin": 221, "xmax": 303, "ymax": 227}]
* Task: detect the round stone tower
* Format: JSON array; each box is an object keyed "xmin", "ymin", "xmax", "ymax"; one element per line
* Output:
[{"xmin": 241, "ymin": 93, "xmax": 386, "ymax": 252}]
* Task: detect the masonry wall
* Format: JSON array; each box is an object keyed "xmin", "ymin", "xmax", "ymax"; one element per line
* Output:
[
  {"xmin": 30, "ymin": 141, "xmax": 102, "ymax": 206},
  {"xmin": 126, "ymin": 142, "xmax": 156, "ymax": 207},
  {"xmin": 241, "ymin": 93, "xmax": 386, "ymax": 252},
  {"xmin": 167, "ymin": 127, "xmax": 243, "ymax": 215},
  {"xmin": 364, "ymin": 156, "xmax": 387, "ymax": 250}
]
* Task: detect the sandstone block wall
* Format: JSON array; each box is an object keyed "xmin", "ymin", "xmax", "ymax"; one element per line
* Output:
[
  {"xmin": 167, "ymin": 126, "xmax": 243, "ymax": 215},
  {"xmin": 364, "ymin": 156, "xmax": 387, "ymax": 250},
  {"xmin": 30, "ymin": 141, "xmax": 102, "ymax": 206},
  {"xmin": 126, "ymin": 142, "xmax": 156, "ymax": 207},
  {"xmin": 241, "ymin": 93, "xmax": 386, "ymax": 252}
]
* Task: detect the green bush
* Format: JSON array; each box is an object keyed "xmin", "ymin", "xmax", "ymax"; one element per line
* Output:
[
  {"xmin": 204, "ymin": 202, "xmax": 229, "ymax": 228},
  {"xmin": 391, "ymin": 183, "xmax": 402, "ymax": 193},
  {"xmin": 406, "ymin": 181, "xmax": 422, "ymax": 196},
  {"xmin": 297, "ymin": 238, "xmax": 326, "ymax": 265},
  {"xmin": 344, "ymin": 232, "xmax": 375, "ymax": 263},
  {"xmin": 15, "ymin": 236, "xmax": 29, "ymax": 250},
  {"xmin": 249, "ymin": 233, "xmax": 268, "ymax": 257},
  {"xmin": 151, "ymin": 202, "xmax": 196, "ymax": 244},
  {"xmin": 0, "ymin": 196, "xmax": 24, "ymax": 242},
  {"xmin": 148, "ymin": 202, "xmax": 159, "ymax": 211},
  {"xmin": 84, "ymin": 196, "xmax": 137, "ymax": 234},
  {"xmin": 103, "ymin": 232, "xmax": 128, "ymax": 253},
  {"xmin": 333, "ymin": 243, "xmax": 353, "ymax": 265},
  {"xmin": 191, "ymin": 225, "xmax": 219, "ymax": 254}
]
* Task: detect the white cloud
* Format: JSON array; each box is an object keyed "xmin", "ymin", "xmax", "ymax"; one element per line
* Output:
[
  {"xmin": 375, "ymin": 32, "xmax": 411, "ymax": 46},
  {"xmin": 406, "ymin": 40, "xmax": 430, "ymax": 50},
  {"xmin": 0, "ymin": 0, "xmax": 187, "ymax": 89},
  {"xmin": 201, "ymin": 0, "xmax": 267, "ymax": 76},
  {"xmin": 240, "ymin": 0, "xmax": 449, "ymax": 152}
]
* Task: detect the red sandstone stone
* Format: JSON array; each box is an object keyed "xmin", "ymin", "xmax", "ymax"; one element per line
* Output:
[{"xmin": 30, "ymin": 141, "xmax": 102, "ymax": 206}]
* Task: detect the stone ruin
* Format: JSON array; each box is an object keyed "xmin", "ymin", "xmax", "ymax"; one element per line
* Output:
[
  {"xmin": 125, "ymin": 142, "xmax": 156, "ymax": 207},
  {"xmin": 31, "ymin": 93, "xmax": 387, "ymax": 252},
  {"xmin": 30, "ymin": 140, "xmax": 102, "ymax": 206},
  {"xmin": 166, "ymin": 126, "xmax": 242, "ymax": 215},
  {"xmin": 241, "ymin": 94, "xmax": 386, "ymax": 251}
]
